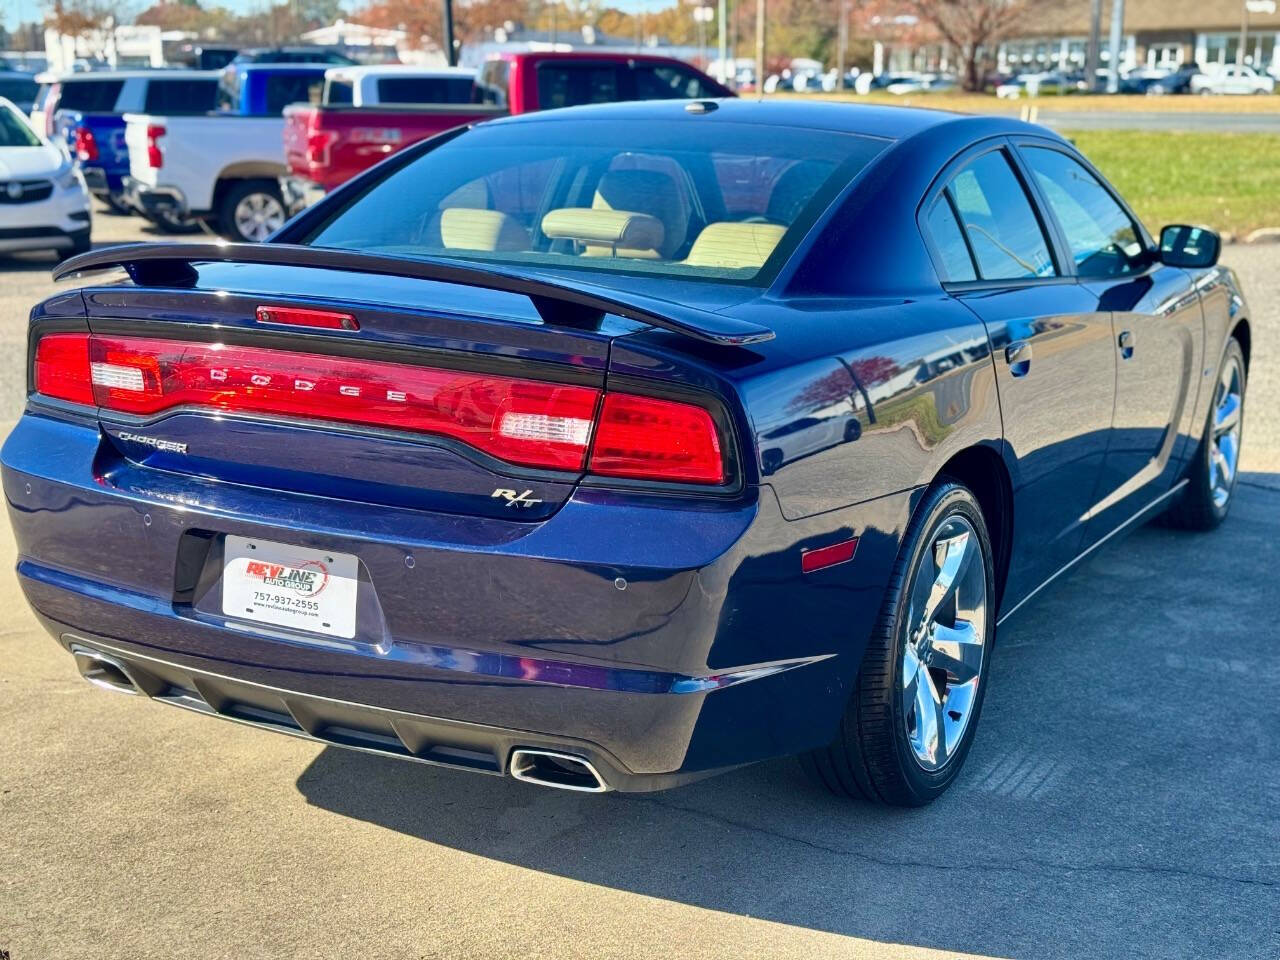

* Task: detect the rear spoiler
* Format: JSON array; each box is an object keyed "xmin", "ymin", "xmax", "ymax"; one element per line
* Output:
[{"xmin": 52, "ymin": 242, "xmax": 775, "ymax": 347}]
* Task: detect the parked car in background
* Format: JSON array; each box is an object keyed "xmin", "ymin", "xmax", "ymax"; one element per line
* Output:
[
  {"xmin": 123, "ymin": 64, "xmax": 327, "ymax": 242},
  {"xmin": 171, "ymin": 43, "xmax": 240, "ymax": 71},
  {"xmin": 51, "ymin": 70, "xmax": 219, "ymax": 218},
  {"xmin": 31, "ymin": 70, "xmax": 125, "ymax": 137},
  {"xmin": 996, "ymin": 71, "xmax": 1087, "ymax": 98},
  {"xmin": 282, "ymin": 66, "xmax": 498, "ymax": 210},
  {"xmin": 1146, "ymin": 63, "xmax": 1202, "ymax": 95},
  {"xmin": 0, "ymin": 97, "xmax": 90, "ymax": 257},
  {"xmin": 1118, "ymin": 68, "xmax": 1170, "ymax": 94},
  {"xmin": 283, "ymin": 52, "xmax": 731, "ymax": 214},
  {"xmin": 1191, "ymin": 64, "xmax": 1275, "ymax": 95},
  {"xmin": 17, "ymin": 101, "xmax": 1250, "ymax": 806},
  {"xmin": 229, "ymin": 47, "xmax": 357, "ymax": 67},
  {"xmin": 854, "ymin": 71, "xmax": 921, "ymax": 95},
  {"xmin": 0, "ymin": 71, "xmax": 39, "ymax": 115}
]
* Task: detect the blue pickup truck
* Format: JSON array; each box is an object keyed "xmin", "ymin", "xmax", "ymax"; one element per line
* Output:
[{"xmin": 39, "ymin": 71, "xmax": 219, "ymax": 222}]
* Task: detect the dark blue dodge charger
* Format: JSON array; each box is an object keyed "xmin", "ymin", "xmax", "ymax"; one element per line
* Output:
[{"xmin": 3, "ymin": 100, "xmax": 1250, "ymax": 804}]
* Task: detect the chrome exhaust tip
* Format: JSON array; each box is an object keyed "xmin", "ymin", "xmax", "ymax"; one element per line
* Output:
[
  {"xmin": 70, "ymin": 645, "xmax": 140, "ymax": 696},
  {"xmin": 509, "ymin": 749, "xmax": 609, "ymax": 793}
]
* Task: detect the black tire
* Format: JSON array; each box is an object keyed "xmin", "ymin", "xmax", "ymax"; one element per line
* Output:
[
  {"xmin": 802, "ymin": 480, "xmax": 996, "ymax": 806},
  {"xmin": 1165, "ymin": 337, "xmax": 1247, "ymax": 531},
  {"xmin": 103, "ymin": 195, "xmax": 133, "ymax": 216},
  {"xmin": 216, "ymin": 179, "xmax": 287, "ymax": 244}
]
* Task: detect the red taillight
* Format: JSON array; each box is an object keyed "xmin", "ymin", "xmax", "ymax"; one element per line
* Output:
[
  {"xmin": 74, "ymin": 127, "xmax": 98, "ymax": 163},
  {"xmin": 146, "ymin": 124, "xmax": 165, "ymax": 169},
  {"xmin": 33, "ymin": 333, "xmax": 730, "ymax": 485},
  {"xmin": 34, "ymin": 333, "xmax": 95, "ymax": 406},
  {"xmin": 306, "ymin": 128, "xmax": 338, "ymax": 167},
  {"xmin": 589, "ymin": 393, "xmax": 725, "ymax": 485}
]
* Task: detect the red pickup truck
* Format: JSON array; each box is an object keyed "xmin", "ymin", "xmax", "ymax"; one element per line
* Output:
[{"xmin": 281, "ymin": 52, "xmax": 731, "ymax": 211}]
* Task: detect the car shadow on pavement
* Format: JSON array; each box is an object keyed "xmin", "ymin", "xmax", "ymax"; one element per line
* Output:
[{"xmin": 295, "ymin": 476, "xmax": 1280, "ymax": 959}]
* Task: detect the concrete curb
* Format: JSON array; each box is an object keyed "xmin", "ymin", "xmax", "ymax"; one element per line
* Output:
[{"xmin": 1223, "ymin": 227, "xmax": 1280, "ymax": 245}]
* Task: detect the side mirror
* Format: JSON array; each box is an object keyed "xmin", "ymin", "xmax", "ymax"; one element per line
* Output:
[{"xmin": 1159, "ymin": 224, "xmax": 1221, "ymax": 269}]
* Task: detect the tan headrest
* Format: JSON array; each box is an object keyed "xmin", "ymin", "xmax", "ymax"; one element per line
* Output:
[
  {"xmin": 684, "ymin": 222, "xmax": 787, "ymax": 270},
  {"xmin": 542, "ymin": 208, "xmax": 665, "ymax": 254},
  {"xmin": 439, "ymin": 208, "xmax": 529, "ymax": 252},
  {"xmin": 593, "ymin": 170, "xmax": 688, "ymax": 258}
]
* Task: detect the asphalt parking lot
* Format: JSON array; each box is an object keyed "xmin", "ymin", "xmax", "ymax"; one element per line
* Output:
[{"xmin": 1, "ymin": 207, "xmax": 1277, "ymax": 960}]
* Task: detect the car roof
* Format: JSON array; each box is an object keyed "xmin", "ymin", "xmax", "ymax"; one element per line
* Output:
[
  {"xmin": 494, "ymin": 97, "xmax": 968, "ymax": 140},
  {"xmin": 233, "ymin": 63, "xmax": 333, "ymax": 73},
  {"xmin": 34, "ymin": 69, "xmax": 213, "ymax": 83},
  {"xmin": 325, "ymin": 65, "xmax": 475, "ymax": 81}
]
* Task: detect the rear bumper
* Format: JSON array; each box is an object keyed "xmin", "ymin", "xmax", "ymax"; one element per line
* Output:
[
  {"xmin": 121, "ymin": 176, "xmax": 190, "ymax": 218},
  {"xmin": 4, "ymin": 411, "xmax": 907, "ymax": 786},
  {"xmin": 0, "ymin": 184, "xmax": 92, "ymax": 251}
]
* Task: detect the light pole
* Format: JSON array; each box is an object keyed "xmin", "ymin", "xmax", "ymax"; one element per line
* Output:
[
  {"xmin": 442, "ymin": 0, "xmax": 457, "ymax": 66},
  {"xmin": 836, "ymin": 0, "xmax": 848, "ymax": 86},
  {"xmin": 754, "ymin": 0, "xmax": 764, "ymax": 96},
  {"xmin": 693, "ymin": 5, "xmax": 714, "ymax": 72},
  {"xmin": 717, "ymin": 0, "xmax": 728, "ymax": 84},
  {"xmin": 1106, "ymin": 0, "xmax": 1124, "ymax": 94}
]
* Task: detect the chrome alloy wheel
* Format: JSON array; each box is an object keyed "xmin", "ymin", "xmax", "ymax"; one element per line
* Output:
[
  {"xmin": 901, "ymin": 516, "xmax": 989, "ymax": 772},
  {"xmin": 1209, "ymin": 354, "xmax": 1243, "ymax": 509},
  {"xmin": 233, "ymin": 192, "xmax": 286, "ymax": 243}
]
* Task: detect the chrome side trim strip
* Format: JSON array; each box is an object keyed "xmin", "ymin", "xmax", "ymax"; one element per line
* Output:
[{"xmin": 996, "ymin": 479, "xmax": 1189, "ymax": 627}]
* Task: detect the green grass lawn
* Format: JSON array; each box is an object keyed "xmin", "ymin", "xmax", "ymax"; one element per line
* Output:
[{"xmin": 1060, "ymin": 130, "xmax": 1280, "ymax": 237}]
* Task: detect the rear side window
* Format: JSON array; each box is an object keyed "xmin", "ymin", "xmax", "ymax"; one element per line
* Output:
[
  {"xmin": 326, "ymin": 79, "xmax": 354, "ymax": 104},
  {"xmin": 947, "ymin": 151, "xmax": 1056, "ymax": 281},
  {"xmin": 477, "ymin": 60, "xmax": 510, "ymax": 106},
  {"xmin": 264, "ymin": 75, "xmax": 324, "ymax": 115},
  {"xmin": 1021, "ymin": 147, "xmax": 1148, "ymax": 278},
  {"xmin": 632, "ymin": 65, "xmax": 719, "ymax": 100},
  {"xmin": 924, "ymin": 195, "xmax": 977, "ymax": 282},
  {"xmin": 57, "ymin": 79, "xmax": 124, "ymax": 112},
  {"xmin": 536, "ymin": 64, "xmax": 619, "ymax": 109},
  {"xmin": 377, "ymin": 77, "xmax": 476, "ymax": 104},
  {"xmin": 144, "ymin": 79, "xmax": 218, "ymax": 114}
]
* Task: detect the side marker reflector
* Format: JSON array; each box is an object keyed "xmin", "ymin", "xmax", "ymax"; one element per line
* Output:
[{"xmin": 801, "ymin": 537, "xmax": 859, "ymax": 574}]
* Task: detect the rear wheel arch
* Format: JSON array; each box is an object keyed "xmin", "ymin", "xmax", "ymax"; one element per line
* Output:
[
  {"xmin": 1230, "ymin": 319, "xmax": 1251, "ymax": 372},
  {"xmin": 934, "ymin": 444, "xmax": 1013, "ymax": 612}
]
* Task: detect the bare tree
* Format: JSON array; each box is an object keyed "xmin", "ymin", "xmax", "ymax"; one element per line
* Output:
[{"xmin": 882, "ymin": 0, "xmax": 1039, "ymax": 91}]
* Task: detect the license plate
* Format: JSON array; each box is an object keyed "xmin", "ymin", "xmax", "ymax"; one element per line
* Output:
[{"xmin": 222, "ymin": 536, "xmax": 358, "ymax": 639}]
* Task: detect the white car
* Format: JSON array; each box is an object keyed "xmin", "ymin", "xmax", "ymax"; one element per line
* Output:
[
  {"xmin": 1190, "ymin": 64, "xmax": 1276, "ymax": 95},
  {"xmin": 0, "ymin": 97, "xmax": 91, "ymax": 258}
]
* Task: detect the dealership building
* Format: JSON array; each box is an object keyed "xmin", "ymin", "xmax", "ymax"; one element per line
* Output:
[{"xmin": 874, "ymin": 0, "xmax": 1280, "ymax": 76}]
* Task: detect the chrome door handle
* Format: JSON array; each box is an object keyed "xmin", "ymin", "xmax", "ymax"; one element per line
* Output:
[
  {"xmin": 1005, "ymin": 341, "xmax": 1032, "ymax": 377},
  {"xmin": 1118, "ymin": 330, "xmax": 1135, "ymax": 360}
]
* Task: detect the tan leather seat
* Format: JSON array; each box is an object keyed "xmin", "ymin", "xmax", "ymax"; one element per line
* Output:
[
  {"xmin": 439, "ymin": 208, "xmax": 529, "ymax": 252},
  {"xmin": 683, "ymin": 222, "xmax": 787, "ymax": 270},
  {"xmin": 541, "ymin": 208, "xmax": 665, "ymax": 259},
  {"xmin": 591, "ymin": 170, "xmax": 689, "ymax": 259}
]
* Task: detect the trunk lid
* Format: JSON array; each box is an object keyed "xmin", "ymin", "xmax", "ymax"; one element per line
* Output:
[{"xmin": 79, "ymin": 260, "xmax": 638, "ymax": 522}]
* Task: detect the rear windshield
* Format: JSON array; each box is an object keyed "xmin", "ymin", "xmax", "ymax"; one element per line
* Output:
[
  {"xmin": 57, "ymin": 79, "xmax": 123, "ymax": 112},
  {"xmin": 0, "ymin": 105, "xmax": 40, "ymax": 146},
  {"xmin": 144, "ymin": 78, "xmax": 218, "ymax": 114},
  {"xmin": 376, "ymin": 76, "xmax": 476, "ymax": 104},
  {"xmin": 0, "ymin": 77, "xmax": 38, "ymax": 104},
  {"xmin": 264, "ymin": 74, "xmax": 324, "ymax": 115},
  {"xmin": 301, "ymin": 118, "xmax": 886, "ymax": 285}
]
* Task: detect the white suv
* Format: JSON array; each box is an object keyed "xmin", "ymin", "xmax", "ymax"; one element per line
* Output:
[{"xmin": 0, "ymin": 97, "xmax": 91, "ymax": 258}]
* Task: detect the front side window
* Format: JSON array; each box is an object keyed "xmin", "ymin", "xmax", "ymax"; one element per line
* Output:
[
  {"xmin": 947, "ymin": 151, "xmax": 1056, "ymax": 281},
  {"xmin": 301, "ymin": 120, "xmax": 886, "ymax": 285},
  {"xmin": 325, "ymin": 79, "xmax": 354, "ymax": 105},
  {"xmin": 144, "ymin": 79, "xmax": 218, "ymax": 114},
  {"xmin": 1023, "ymin": 147, "xmax": 1147, "ymax": 278},
  {"xmin": 57, "ymin": 79, "xmax": 123, "ymax": 112},
  {"xmin": 264, "ymin": 75, "xmax": 324, "ymax": 115}
]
